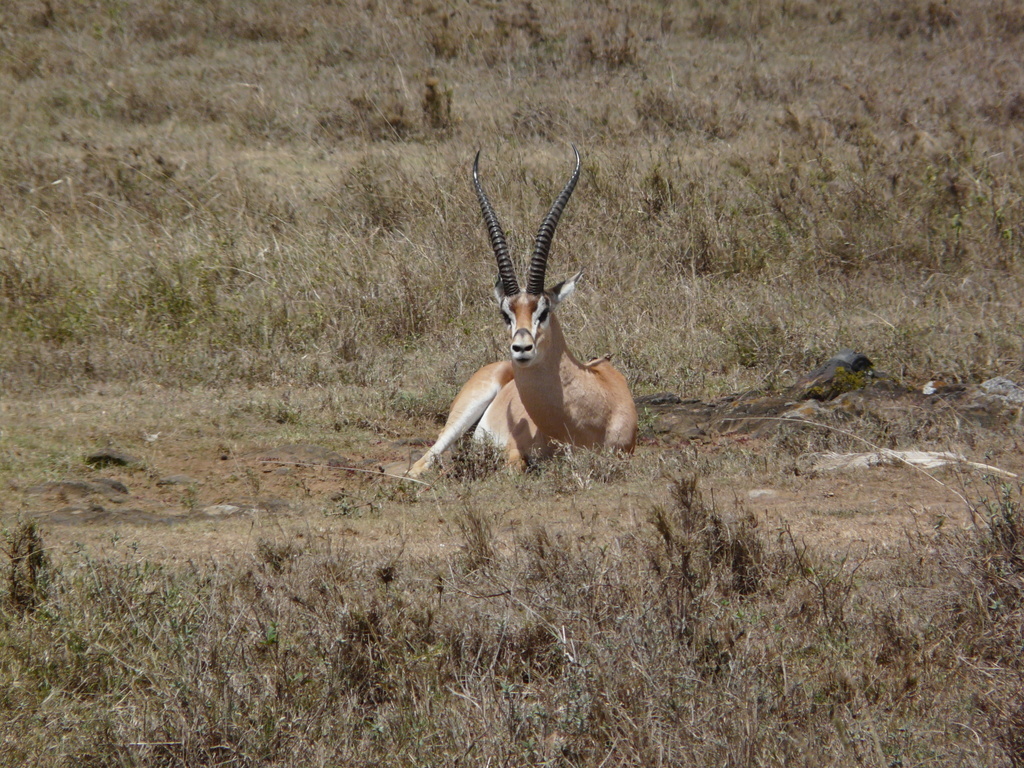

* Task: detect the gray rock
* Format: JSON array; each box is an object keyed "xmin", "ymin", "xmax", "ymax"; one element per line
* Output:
[
  {"xmin": 203, "ymin": 504, "xmax": 243, "ymax": 517},
  {"xmin": 979, "ymin": 377, "xmax": 1024, "ymax": 406},
  {"xmin": 201, "ymin": 497, "xmax": 290, "ymax": 517},
  {"xmin": 791, "ymin": 349, "xmax": 874, "ymax": 400},
  {"xmin": 86, "ymin": 448, "xmax": 142, "ymax": 467},
  {"xmin": 93, "ymin": 478, "xmax": 129, "ymax": 495},
  {"xmin": 157, "ymin": 475, "xmax": 200, "ymax": 486}
]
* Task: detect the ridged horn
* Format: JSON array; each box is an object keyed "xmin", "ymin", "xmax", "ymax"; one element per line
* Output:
[
  {"xmin": 526, "ymin": 145, "xmax": 580, "ymax": 296},
  {"xmin": 473, "ymin": 150, "xmax": 519, "ymax": 297}
]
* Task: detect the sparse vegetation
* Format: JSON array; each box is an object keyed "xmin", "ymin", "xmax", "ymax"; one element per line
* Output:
[
  {"xmin": 1, "ymin": 0, "xmax": 1021, "ymax": 397},
  {"xmin": 2, "ymin": 0, "xmax": 1024, "ymax": 764},
  {"xmin": 2, "ymin": 475, "xmax": 1023, "ymax": 765},
  {"xmin": 2, "ymin": 519, "xmax": 50, "ymax": 613}
]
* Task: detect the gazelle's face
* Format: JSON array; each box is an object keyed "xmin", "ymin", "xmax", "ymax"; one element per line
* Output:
[
  {"xmin": 495, "ymin": 270, "xmax": 579, "ymax": 367},
  {"xmin": 498, "ymin": 293, "xmax": 552, "ymax": 367}
]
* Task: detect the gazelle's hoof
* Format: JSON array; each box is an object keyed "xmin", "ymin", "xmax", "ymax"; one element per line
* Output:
[{"xmin": 405, "ymin": 456, "xmax": 431, "ymax": 478}]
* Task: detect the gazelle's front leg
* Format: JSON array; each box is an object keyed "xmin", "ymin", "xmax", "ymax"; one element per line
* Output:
[{"xmin": 406, "ymin": 361, "xmax": 513, "ymax": 477}]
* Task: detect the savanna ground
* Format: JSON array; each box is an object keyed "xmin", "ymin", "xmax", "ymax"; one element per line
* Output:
[{"xmin": 2, "ymin": 0, "xmax": 1024, "ymax": 765}]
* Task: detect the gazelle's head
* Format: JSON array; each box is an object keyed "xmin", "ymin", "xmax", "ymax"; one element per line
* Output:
[{"xmin": 473, "ymin": 146, "xmax": 581, "ymax": 367}]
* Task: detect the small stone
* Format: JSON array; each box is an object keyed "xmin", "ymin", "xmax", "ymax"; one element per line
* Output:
[
  {"xmin": 979, "ymin": 377, "xmax": 1024, "ymax": 405},
  {"xmin": 157, "ymin": 475, "xmax": 199, "ymax": 486},
  {"xmin": 93, "ymin": 478, "xmax": 129, "ymax": 495},
  {"xmin": 792, "ymin": 349, "xmax": 873, "ymax": 400},
  {"xmin": 203, "ymin": 504, "xmax": 242, "ymax": 517},
  {"xmin": 86, "ymin": 448, "xmax": 141, "ymax": 468}
]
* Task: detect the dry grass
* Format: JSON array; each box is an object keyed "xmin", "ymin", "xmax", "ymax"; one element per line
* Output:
[
  {"xmin": 1, "ymin": 476, "xmax": 1022, "ymax": 766},
  {"xmin": 1, "ymin": 0, "xmax": 1022, "ymax": 399},
  {"xmin": 2, "ymin": 0, "xmax": 1024, "ymax": 763}
]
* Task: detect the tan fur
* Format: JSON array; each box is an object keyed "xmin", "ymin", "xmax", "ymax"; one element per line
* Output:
[
  {"xmin": 406, "ymin": 148, "xmax": 636, "ymax": 477},
  {"xmin": 408, "ymin": 292, "xmax": 636, "ymax": 476}
]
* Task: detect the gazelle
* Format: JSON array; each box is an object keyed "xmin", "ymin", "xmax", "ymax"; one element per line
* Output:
[{"xmin": 407, "ymin": 146, "xmax": 637, "ymax": 477}]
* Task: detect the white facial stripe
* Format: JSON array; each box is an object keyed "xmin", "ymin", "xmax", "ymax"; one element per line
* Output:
[
  {"xmin": 500, "ymin": 297, "xmax": 515, "ymax": 328},
  {"xmin": 532, "ymin": 298, "xmax": 550, "ymax": 330}
]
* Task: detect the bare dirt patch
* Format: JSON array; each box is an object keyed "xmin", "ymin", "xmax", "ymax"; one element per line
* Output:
[{"xmin": 3, "ymin": 384, "xmax": 1019, "ymax": 565}]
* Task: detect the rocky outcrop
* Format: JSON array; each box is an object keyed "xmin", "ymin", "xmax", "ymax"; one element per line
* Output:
[{"xmin": 638, "ymin": 351, "xmax": 1023, "ymax": 441}]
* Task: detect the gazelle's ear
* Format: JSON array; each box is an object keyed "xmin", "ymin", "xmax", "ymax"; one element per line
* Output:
[
  {"xmin": 549, "ymin": 269, "xmax": 583, "ymax": 307},
  {"xmin": 494, "ymin": 277, "xmax": 506, "ymax": 304}
]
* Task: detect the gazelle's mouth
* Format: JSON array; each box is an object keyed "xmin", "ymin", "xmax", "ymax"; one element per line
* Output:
[{"xmin": 511, "ymin": 348, "xmax": 538, "ymax": 365}]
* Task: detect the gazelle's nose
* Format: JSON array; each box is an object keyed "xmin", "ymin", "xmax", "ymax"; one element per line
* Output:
[{"xmin": 510, "ymin": 330, "xmax": 536, "ymax": 361}]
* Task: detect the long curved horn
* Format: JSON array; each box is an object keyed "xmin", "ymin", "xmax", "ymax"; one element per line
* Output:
[
  {"xmin": 473, "ymin": 151, "xmax": 519, "ymax": 297},
  {"xmin": 526, "ymin": 145, "xmax": 581, "ymax": 296}
]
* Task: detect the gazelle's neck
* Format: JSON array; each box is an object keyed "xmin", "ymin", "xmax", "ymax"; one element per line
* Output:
[{"xmin": 511, "ymin": 316, "xmax": 586, "ymax": 440}]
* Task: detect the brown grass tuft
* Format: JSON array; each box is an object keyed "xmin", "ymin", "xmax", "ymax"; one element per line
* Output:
[{"xmin": 3, "ymin": 519, "xmax": 50, "ymax": 613}]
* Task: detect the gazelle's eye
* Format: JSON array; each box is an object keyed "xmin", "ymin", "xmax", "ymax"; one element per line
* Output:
[
  {"xmin": 536, "ymin": 307, "xmax": 549, "ymax": 325},
  {"xmin": 500, "ymin": 311, "xmax": 512, "ymax": 326}
]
